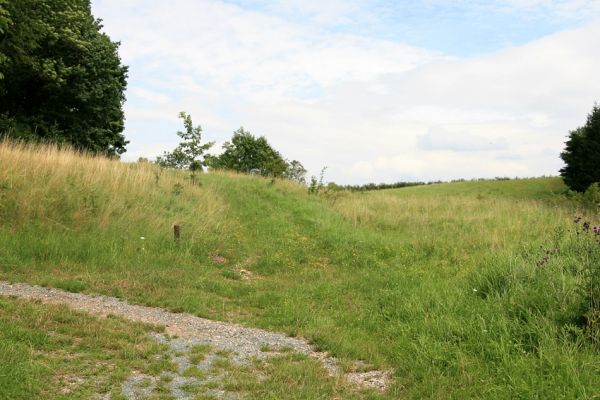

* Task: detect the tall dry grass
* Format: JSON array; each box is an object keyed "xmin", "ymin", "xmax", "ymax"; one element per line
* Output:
[{"xmin": 0, "ymin": 139, "xmax": 225, "ymax": 237}]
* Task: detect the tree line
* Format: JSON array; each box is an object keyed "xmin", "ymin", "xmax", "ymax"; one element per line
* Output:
[{"xmin": 155, "ymin": 112, "xmax": 307, "ymax": 184}]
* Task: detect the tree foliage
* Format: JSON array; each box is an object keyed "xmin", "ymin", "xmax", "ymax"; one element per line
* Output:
[
  {"xmin": 284, "ymin": 159, "xmax": 307, "ymax": 183},
  {"xmin": 0, "ymin": 0, "xmax": 128, "ymax": 155},
  {"xmin": 156, "ymin": 112, "xmax": 214, "ymax": 170},
  {"xmin": 560, "ymin": 105, "xmax": 600, "ymax": 192},
  {"xmin": 206, "ymin": 128, "xmax": 293, "ymax": 178}
]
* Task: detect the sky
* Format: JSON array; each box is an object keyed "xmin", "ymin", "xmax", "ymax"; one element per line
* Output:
[{"xmin": 92, "ymin": 0, "xmax": 600, "ymax": 184}]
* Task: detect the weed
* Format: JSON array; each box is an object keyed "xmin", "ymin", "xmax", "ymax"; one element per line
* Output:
[
  {"xmin": 172, "ymin": 183, "xmax": 184, "ymax": 196},
  {"xmin": 570, "ymin": 217, "xmax": 600, "ymax": 342},
  {"xmin": 307, "ymin": 166, "xmax": 327, "ymax": 194}
]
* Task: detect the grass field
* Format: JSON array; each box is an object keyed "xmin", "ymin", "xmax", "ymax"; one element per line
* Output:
[{"xmin": 1, "ymin": 141, "xmax": 599, "ymax": 399}]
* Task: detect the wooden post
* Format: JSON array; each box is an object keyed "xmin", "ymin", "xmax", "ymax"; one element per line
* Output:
[{"xmin": 173, "ymin": 224, "xmax": 181, "ymax": 243}]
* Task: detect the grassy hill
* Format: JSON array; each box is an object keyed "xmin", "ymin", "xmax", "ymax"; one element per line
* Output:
[{"xmin": 1, "ymin": 141, "xmax": 598, "ymax": 399}]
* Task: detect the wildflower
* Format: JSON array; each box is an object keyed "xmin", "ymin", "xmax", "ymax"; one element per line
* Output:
[
  {"xmin": 140, "ymin": 237, "xmax": 145, "ymax": 240},
  {"xmin": 574, "ymin": 216, "xmax": 582, "ymax": 223},
  {"xmin": 583, "ymin": 221, "xmax": 590, "ymax": 231},
  {"xmin": 472, "ymin": 288, "xmax": 478, "ymax": 292}
]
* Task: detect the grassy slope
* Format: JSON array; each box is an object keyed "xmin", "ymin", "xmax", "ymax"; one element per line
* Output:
[{"xmin": 1, "ymin": 142, "xmax": 598, "ymax": 399}]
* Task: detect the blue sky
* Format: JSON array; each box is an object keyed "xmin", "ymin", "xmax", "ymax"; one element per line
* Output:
[
  {"xmin": 224, "ymin": 0, "xmax": 597, "ymax": 55},
  {"xmin": 92, "ymin": 0, "xmax": 600, "ymax": 183}
]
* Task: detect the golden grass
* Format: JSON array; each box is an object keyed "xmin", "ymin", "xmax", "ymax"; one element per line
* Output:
[{"xmin": 0, "ymin": 139, "xmax": 226, "ymax": 236}]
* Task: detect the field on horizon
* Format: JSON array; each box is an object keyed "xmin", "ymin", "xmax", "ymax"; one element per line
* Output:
[{"xmin": 1, "ymin": 141, "xmax": 599, "ymax": 399}]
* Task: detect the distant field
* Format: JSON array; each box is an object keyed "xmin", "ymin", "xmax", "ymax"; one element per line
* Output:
[
  {"xmin": 0, "ymin": 141, "xmax": 598, "ymax": 399},
  {"xmin": 393, "ymin": 177, "xmax": 567, "ymax": 200}
]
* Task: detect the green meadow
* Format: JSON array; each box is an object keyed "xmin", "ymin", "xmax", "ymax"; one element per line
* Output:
[{"xmin": 0, "ymin": 141, "xmax": 598, "ymax": 399}]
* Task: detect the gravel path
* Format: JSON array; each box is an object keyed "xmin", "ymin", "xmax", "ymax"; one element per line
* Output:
[{"xmin": 0, "ymin": 281, "xmax": 391, "ymax": 398}]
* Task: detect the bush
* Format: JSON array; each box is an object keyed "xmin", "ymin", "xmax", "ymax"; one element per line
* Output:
[{"xmin": 566, "ymin": 182, "xmax": 600, "ymax": 210}]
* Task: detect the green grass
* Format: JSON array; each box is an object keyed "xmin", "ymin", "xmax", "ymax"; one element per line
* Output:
[
  {"xmin": 393, "ymin": 176, "xmax": 568, "ymax": 201},
  {"xmin": 1, "ymin": 141, "xmax": 599, "ymax": 398},
  {"xmin": 0, "ymin": 296, "xmax": 166, "ymax": 399}
]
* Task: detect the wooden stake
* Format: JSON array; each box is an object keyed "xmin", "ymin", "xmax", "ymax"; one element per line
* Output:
[{"xmin": 173, "ymin": 224, "xmax": 181, "ymax": 242}]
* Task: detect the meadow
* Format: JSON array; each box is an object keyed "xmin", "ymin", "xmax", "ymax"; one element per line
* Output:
[{"xmin": 0, "ymin": 141, "xmax": 598, "ymax": 399}]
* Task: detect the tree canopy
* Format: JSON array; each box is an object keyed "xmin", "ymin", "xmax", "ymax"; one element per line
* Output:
[
  {"xmin": 0, "ymin": 0, "xmax": 128, "ymax": 155},
  {"xmin": 206, "ymin": 128, "xmax": 303, "ymax": 180},
  {"xmin": 560, "ymin": 105, "xmax": 600, "ymax": 192}
]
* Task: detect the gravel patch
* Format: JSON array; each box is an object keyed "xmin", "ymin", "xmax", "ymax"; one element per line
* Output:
[{"xmin": 0, "ymin": 280, "xmax": 392, "ymax": 397}]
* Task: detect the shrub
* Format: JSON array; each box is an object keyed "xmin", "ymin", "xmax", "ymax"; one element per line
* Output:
[{"xmin": 565, "ymin": 182, "xmax": 600, "ymax": 210}]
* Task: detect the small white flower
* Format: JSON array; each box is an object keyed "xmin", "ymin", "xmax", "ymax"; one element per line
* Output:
[
  {"xmin": 472, "ymin": 288, "xmax": 478, "ymax": 292},
  {"xmin": 140, "ymin": 237, "xmax": 145, "ymax": 240}
]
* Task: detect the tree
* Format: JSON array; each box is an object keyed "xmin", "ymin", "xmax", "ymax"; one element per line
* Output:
[
  {"xmin": 560, "ymin": 104, "xmax": 600, "ymax": 192},
  {"xmin": 284, "ymin": 160, "xmax": 307, "ymax": 183},
  {"xmin": 206, "ymin": 128, "xmax": 289, "ymax": 177},
  {"xmin": 156, "ymin": 112, "xmax": 215, "ymax": 170},
  {"xmin": 0, "ymin": 1, "xmax": 9, "ymax": 79},
  {"xmin": 0, "ymin": 0, "xmax": 128, "ymax": 155}
]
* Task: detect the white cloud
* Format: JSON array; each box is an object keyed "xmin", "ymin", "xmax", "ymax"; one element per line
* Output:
[
  {"xmin": 349, "ymin": 152, "xmax": 534, "ymax": 182},
  {"xmin": 92, "ymin": 0, "xmax": 600, "ymax": 183},
  {"xmin": 259, "ymin": 0, "xmax": 367, "ymax": 25},
  {"xmin": 417, "ymin": 127, "xmax": 510, "ymax": 152},
  {"xmin": 130, "ymin": 87, "xmax": 172, "ymax": 105},
  {"xmin": 498, "ymin": 0, "xmax": 600, "ymax": 17}
]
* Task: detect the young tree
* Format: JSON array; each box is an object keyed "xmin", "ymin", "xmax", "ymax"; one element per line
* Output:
[
  {"xmin": 156, "ymin": 112, "xmax": 215, "ymax": 170},
  {"xmin": 560, "ymin": 104, "xmax": 600, "ymax": 192},
  {"xmin": 206, "ymin": 128, "xmax": 288, "ymax": 177},
  {"xmin": 284, "ymin": 160, "xmax": 307, "ymax": 183},
  {"xmin": 0, "ymin": 0, "xmax": 128, "ymax": 155}
]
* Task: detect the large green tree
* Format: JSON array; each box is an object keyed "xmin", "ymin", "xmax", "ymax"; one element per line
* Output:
[
  {"xmin": 560, "ymin": 105, "xmax": 600, "ymax": 192},
  {"xmin": 0, "ymin": 0, "xmax": 128, "ymax": 155},
  {"xmin": 206, "ymin": 128, "xmax": 290, "ymax": 177}
]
